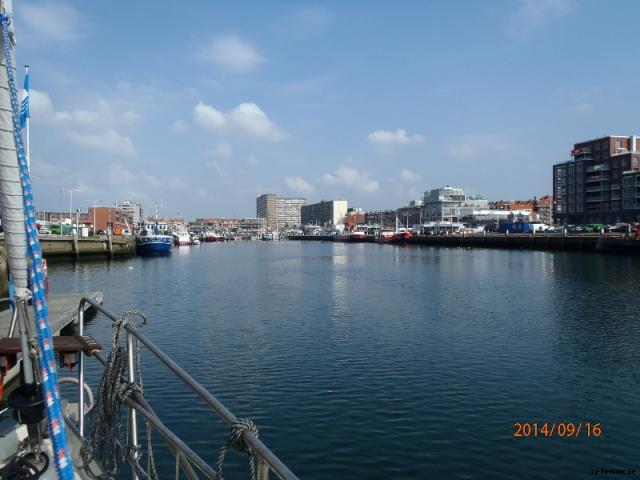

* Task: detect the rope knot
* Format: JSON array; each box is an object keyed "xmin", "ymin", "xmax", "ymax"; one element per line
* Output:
[
  {"xmin": 215, "ymin": 418, "xmax": 259, "ymax": 480},
  {"xmin": 228, "ymin": 418, "xmax": 258, "ymax": 453}
]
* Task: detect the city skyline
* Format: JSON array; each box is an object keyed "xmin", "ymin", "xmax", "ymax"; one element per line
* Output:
[{"xmin": 16, "ymin": 0, "xmax": 640, "ymax": 217}]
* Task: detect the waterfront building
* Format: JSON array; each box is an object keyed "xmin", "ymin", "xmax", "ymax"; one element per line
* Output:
[
  {"xmin": 365, "ymin": 209, "xmax": 397, "ymax": 228},
  {"xmin": 237, "ymin": 217, "xmax": 267, "ymax": 235},
  {"xmin": 553, "ymin": 135, "xmax": 640, "ymax": 225},
  {"xmin": 89, "ymin": 206, "xmax": 133, "ymax": 233},
  {"xmin": 301, "ymin": 200, "xmax": 348, "ymax": 226},
  {"xmin": 194, "ymin": 217, "xmax": 241, "ymax": 229},
  {"xmin": 256, "ymin": 194, "xmax": 305, "ymax": 230},
  {"xmin": 489, "ymin": 197, "xmax": 552, "ymax": 224},
  {"xmin": 421, "ymin": 186, "xmax": 467, "ymax": 222}
]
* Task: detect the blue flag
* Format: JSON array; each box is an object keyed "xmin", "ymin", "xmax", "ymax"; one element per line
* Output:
[{"xmin": 20, "ymin": 67, "xmax": 29, "ymax": 129}]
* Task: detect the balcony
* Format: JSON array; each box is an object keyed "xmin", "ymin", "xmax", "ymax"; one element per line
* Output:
[
  {"xmin": 585, "ymin": 175, "xmax": 608, "ymax": 183},
  {"xmin": 586, "ymin": 164, "xmax": 609, "ymax": 173}
]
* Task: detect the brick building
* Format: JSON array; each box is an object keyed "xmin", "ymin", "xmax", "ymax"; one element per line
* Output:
[{"xmin": 553, "ymin": 135, "xmax": 640, "ymax": 224}]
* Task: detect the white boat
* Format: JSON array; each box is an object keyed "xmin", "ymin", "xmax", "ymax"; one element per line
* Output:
[
  {"xmin": 0, "ymin": 4, "xmax": 299, "ymax": 479},
  {"xmin": 173, "ymin": 229, "xmax": 191, "ymax": 246}
]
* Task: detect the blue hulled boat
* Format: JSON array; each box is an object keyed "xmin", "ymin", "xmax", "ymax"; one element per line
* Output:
[{"xmin": 136, "ymin": 218, "xmax": 172, "ymax": 255}]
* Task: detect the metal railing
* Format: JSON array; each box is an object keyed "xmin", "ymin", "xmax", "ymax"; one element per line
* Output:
[{"xmin": 75, "ymin": 296, "xmax": 299, "ymax": 480}]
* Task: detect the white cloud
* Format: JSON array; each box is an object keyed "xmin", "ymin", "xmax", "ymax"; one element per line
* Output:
[
  {"xmin": 171, "ymin": 119, "xmax": 188, "ymax": 134},
  {"xmin": 194, "ymin": 102, "xmax": 226, "ymax": 130},
  {"xmin": 67, "ymin": 129, "xmax": 136, "ymax": 157},
  {"xmin": 367, "ymin": 128, "xmax": 425, "ymax": 153},
  {"xmin": 508, "ymin": 0, "xmax": 572, "ymax": 39},
  {"xmin": 107, "ymin": 164, "xmax": 136, "ymax": 187},
  {"xmin": 321, "ymin": 165, "xmax": 379, "ymax": 193},
  {"xmin": 20, "ymin": 2, "xmax": 83, "ymax": 43},
  {"xmin": 106, "ymin": 165, "xmax": 184, "ymax": 198},
  {"xmin": 30, "ymin": 89, "xmax": 55, "ymax": 118},
  {"xmin": 400, "ymin": 169, "xmax": 420, "ymax": 182},
  {"xmin": 285, "ymin": 176, "xmax": 314, "ymax": 194},
  {"xmin": 193, "ymin": 102, "xmax": 287, "ymax": 142},
  {"xmin": 32, "ymin": 91, "xmax": 138, "ymax": 127},
  {"xmin": 195, "ymin": 35, "xmax": 264, "ymax": 73},
  {"xmin": 209, "ymin": 143, "xmax": 233, "ymax": 159}
]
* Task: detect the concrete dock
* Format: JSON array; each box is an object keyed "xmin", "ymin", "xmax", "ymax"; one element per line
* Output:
[
  {"xmin": 0, "ymin": 291, "xmax": 104, "ymax": 337},
  {"xmin": 0, "ymin": 234, "xmax": 135, "ymax": 260}
]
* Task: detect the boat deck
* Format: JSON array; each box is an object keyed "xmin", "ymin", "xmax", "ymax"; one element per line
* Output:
[{"xmin": 0, "ymin": 292, "xmax": 104, "ymax": 337}]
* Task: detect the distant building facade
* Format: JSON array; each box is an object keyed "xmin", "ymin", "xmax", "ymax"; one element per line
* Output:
[
  {"xmin": 553, "ymin": 135, "xmax": 640, "ymax": 224},
  {"xmin": 421, "ymin": 186, "xmax": 466, "ymax": 222},
  {"xmin": 237, "ymin": 217, "xmax": 267, "ymax": 235},
  {"xmin": 89, "ymin": 206, "xmax": 132, "ymax": 232},
  {"xmin": 194, "ymin": 217, "xmax": 241, "ymax": 229},
  {"xmin": 301, "ymin": 200, "xmax": 348, "ymax": 226},
  {"xmin": 119, "ymin": 200, "xmax": 144, "ymax": 230},
  {"xmin": 257, "ymin": 194, "xmax": 305, "ymax": 230},
  {"xmin": 257, "ymin": 194, "xmax": 277, "ymax": 231}
]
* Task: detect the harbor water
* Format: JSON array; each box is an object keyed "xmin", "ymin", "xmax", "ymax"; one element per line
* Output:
[{"xmin": 49, "ymin": 242, "xmax": 640, "ymax": 479}]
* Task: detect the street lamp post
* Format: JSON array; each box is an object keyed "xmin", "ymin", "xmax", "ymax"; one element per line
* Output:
[
  {"xmin": 88, "ymin": 200, "xmax": 100, "ymax": 235},
  {"xmin": 62, "ymin": 187, "xmax": 80, "ymax": 235}
]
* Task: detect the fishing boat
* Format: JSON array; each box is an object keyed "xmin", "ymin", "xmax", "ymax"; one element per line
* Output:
[
  {"xmin": 173, "ymin": 229, "xmax": 191, "ymax": 246},
  {"xmin": 375, "ymin": 218, "xmax": 412, "ymax": 244},
  {"xmin": 349, "ymin": 230, "xmax": 368, "ymax": 242},
  {"xmin": 136, "ymin": 205, "xmax": 172, "ymax": 255},
  {"xmin": 0, "ymin": 4, "xmax": 299, "ymax": 479}
]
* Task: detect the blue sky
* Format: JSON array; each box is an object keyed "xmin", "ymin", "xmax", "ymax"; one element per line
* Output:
[{"xmin": 14, "ymin": 0, "xmax": 640, "ymax": 218}]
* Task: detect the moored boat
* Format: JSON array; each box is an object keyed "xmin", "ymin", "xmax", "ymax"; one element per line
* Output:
[
  {"xmin": 136, "ymin": 205, "xmax": 172, "ymax": 255},
  {"xmin": 173, "ymin": 229, "xmax": 191, "ymax": 246}
]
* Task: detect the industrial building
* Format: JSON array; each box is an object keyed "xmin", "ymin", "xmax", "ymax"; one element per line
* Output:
[
  {"xmin": 301, "ymin": 200, "xmax": 348, "ymax": 226},
  {"xmin": 553, "ymin": 135, "xmax": 640, "ymax": 225},
  {"xmin": 256, "ymin": 194, "xmax": 305, "ymax": 231}
]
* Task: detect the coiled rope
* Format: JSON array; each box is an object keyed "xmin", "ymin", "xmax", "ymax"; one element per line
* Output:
[
  {"xmin": 78, "ymin": 311, "xmax": 153, "ymax": 479},
  {"xmin": 215, "ymin": 418, "xmax": 259, "ymax": 480},
  {"xmin": 0, "ymin": 13, "xmax": 74, "ymax": 480}
]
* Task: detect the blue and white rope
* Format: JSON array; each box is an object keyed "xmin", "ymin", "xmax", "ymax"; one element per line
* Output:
[{"xmin": 0, "ymin": 14, "xmax": 74, "ymax": 480}]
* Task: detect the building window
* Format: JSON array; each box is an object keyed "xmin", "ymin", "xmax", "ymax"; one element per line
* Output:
[{"xmin": 616, "ymin": 140, "xmax": 623, "ymax": 150}]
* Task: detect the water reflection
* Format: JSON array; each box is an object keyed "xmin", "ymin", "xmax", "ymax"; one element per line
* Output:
[{"xmin": 46, "ymin": 243, "xmax": 640, "ymax": 479}]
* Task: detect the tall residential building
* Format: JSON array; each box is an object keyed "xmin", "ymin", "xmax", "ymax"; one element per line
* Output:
[
  {"xmin": 301, "ymin": 200, "xmax": 348, "ymax": 226},
  {"xmin": 120, "ymin": 200, "xmax": 144, "ymax": 229},
  {"xmin": 553, "ymin": 135, "xmax": 640, "ymax": 225},
  {"xmin": 257, "ymin": 194, "xmax": 278, "ymax": 231},
  {"xmin": 257, "ymin": 194, "xmax": 305, "ymax": 230},
  {"xmin": 421, "ymin": 186, "xmax": 466, "ymax": 222}
]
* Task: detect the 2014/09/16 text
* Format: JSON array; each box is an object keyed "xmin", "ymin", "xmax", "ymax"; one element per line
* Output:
[{"xmin": 513, "ymin": 422, "xmax": 602, "ymax": 438}]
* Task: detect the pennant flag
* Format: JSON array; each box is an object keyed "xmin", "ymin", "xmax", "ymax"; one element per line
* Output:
[{"xmin": 20, "ymin": 66, "xmax": 29, "ymax": 129}]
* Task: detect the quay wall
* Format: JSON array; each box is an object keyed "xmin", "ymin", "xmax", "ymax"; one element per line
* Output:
[
  {"xmin": 0, "ymin": 235, "xmax": 135, "ymax": 260},
  {"xmin": 288, "ymin": 235, "xmax": 334, "ymax": 241},
  {"xmin": 289, "ymin": 233, "xmax": 640, "ymax": 255}
]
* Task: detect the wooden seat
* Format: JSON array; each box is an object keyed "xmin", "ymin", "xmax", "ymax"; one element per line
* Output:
[{"xmin": 0, "ymin": 335, "xmax": 102, "ymax": 357}]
